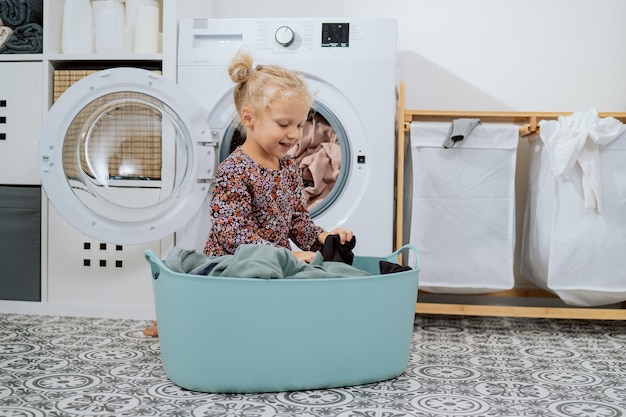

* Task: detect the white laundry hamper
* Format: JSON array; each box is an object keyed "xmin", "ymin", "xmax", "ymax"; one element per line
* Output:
[
  {"xmin": 409, "ymin": 122, "xmax": 518, "ymax": 294},
  {"xmin": 409, "ymin": 122, "xmax": 519, "ymax": 294},
  {"xmin": 520, "ymin": 130, "xmax": 626, "ymax": 306}
]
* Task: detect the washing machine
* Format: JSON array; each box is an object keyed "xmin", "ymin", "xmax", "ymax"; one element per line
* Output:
[
  {"xmin": 37, "ymin": 17, "xmax": 397, "ymax": 316},
  {"xmin": 175, "ymin": 17, "xmax": 398, "ymax": 256}
]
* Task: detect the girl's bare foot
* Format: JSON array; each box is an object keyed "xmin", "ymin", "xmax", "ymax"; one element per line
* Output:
[{"xmin": 143, "ymin": 321, "xmax": 158, "ymax": 337}]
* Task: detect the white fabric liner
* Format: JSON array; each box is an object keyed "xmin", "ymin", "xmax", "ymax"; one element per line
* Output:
[
  {"xmin": 409, "ymin": 122, "xmax": 518, "ymax": 294},
  {"xmin": 520, "ymin": 128, "xmax": 626, "ymax": 306}
]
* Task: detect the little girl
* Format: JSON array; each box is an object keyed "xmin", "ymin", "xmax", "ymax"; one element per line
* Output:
[
  {"xmin": 203, "ymin": 49, "xmax": 353, "ymax": 263},
  {"xmin": 143, "ymin": 50, "xmax": 353, "ymax": 337}
]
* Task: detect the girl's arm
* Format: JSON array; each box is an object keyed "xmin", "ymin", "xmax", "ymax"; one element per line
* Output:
[
  {"xmin": 288, "ymin": 166, "xmax": 325, "ymax": 251},
  {"xmin": 288, "ymin": 161, "xmax": 354, "ymax": 251}
]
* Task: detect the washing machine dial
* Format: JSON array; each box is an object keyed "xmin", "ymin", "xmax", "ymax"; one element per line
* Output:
[{"xmin": 275, "ymin": 26, "xmax": 295, "ymax": 47}]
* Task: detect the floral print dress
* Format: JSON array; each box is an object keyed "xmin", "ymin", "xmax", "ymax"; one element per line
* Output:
[{"xmin": 203, "ymin": 148, "xmax": 324, "ymax": 256}]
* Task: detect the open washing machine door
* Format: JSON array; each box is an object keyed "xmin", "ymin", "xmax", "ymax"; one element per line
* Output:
[{"xmin": 39, "ymin": 68, "xmax": 217, "ymax": 245}]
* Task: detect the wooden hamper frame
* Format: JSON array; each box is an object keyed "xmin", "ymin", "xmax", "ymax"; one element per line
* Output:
[{"xmin": 396, "ymin": 82, "xmax": 626, "ymax": 320}]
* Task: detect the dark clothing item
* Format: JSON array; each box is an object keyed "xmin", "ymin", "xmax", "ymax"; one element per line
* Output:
[
  {"xmin": 0, "ymin": 23, "xmax": 42, "ymax": 53},
  {"xmin": 322, "ymin": 235, "xmax": 356, "ymax": 265},
  {"xmin": 379, "ymin": 260, "xmax": 412, "ymax": 275}
]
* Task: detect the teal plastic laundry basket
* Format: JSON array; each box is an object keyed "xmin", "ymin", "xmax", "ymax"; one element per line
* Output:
[{"xmin": 145, "ymin": 244, "xmax": 420, "ymax": 393}]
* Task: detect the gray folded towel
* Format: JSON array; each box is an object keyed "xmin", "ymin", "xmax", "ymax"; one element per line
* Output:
[
  {"xmin": 0, "ymin": 22, "xmax": 42, "ymax": 53},
  {"xmin": 442, "ymin": 118, "xmax": 481, "ymax": 148},
  {"xmin": 0, "ymin": 0, "xmax": 43, "ymax": 28}
]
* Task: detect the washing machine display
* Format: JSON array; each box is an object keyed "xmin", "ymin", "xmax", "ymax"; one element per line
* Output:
[
  {"xmin": 177, "ymin": 18, "xmax": 397, "ymax": 256},
  {"xmin": 39, "ymin": 68, "xmax": 217, "ymax": 245}
]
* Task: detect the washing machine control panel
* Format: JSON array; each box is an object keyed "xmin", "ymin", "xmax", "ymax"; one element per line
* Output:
[
  {"xmin": 272, "ymin": 22, "xmax": 350, "ymax": 48},
  {"xmin": 179, "ymin": 18, "xmax": 396, "ymax": 66}
]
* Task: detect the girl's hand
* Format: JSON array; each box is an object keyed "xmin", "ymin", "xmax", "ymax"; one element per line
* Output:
[
  {"xmin": 318, "ymin": 228, "xmax": 354, "ymax": 245},
  {"xmin": 292, "ymin": 250, "xmax": 316, "ymax": 264}
]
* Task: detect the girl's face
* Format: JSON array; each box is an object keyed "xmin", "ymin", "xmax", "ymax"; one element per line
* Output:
[{"xmin": 240, "ymin": 98, "xmax": 309, "ymax": 168}]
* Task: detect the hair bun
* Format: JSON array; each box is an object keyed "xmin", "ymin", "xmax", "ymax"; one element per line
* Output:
[
  {"xmin": 228, "ymin": 50, "xmax": 256, "ymax": 84},
  {"xmin": 229, "ymin": 67, "xmax": 248, "ymax": 83}
]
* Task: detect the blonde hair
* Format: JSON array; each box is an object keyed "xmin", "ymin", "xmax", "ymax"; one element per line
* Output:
[{"xmin": 228, "ymin": 49, "xmax": 312, "ymax": 126}]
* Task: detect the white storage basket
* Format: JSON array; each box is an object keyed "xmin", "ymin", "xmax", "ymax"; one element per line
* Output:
[
  {"xmin": 521, "ymin": 130, "xmax": 626, "ymax": 306},
  {"xmin": 409, "ymin": 122, "xmax": 518, "ymax": 294}
]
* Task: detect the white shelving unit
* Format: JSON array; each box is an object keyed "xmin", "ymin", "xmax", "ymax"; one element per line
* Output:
[
  {"xmin": 0, "ymin": 0, "xmax": 193, "ymax": 319},
  {"xmin": 0, "ymin": 0, "xmax": 175, "ymax": 177}
]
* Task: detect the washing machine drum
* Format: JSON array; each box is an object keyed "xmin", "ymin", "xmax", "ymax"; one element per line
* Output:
[{"xmin": 39, "ymin": 68, "xmax": 217, "ymax": 245}]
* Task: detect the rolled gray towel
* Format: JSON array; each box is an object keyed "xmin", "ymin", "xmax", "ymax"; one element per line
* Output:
[
  {"xmin": 0, "ymin": 0, "xmax": 43, "ymax": 28},
  {"xmin": 442, "ymin": 118, "xmax": 481, "ymax": 148},
  {"xmin": 0, "ymin": 22, "xmax": 41, "ymax": 53}
]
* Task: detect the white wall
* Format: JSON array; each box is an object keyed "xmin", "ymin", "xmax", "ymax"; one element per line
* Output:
[{"xmin": 196, "ymin": 0, "xmax": 626, "ymax": 112}]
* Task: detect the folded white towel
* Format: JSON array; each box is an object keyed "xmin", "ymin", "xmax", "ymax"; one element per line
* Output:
[
  {"xmin": 0, "ymin": 26, "xmax": 13, "ymax": 49},
  {"xmin": 538, "ymin": 108, "xmax": 623, "ymax": 211}
]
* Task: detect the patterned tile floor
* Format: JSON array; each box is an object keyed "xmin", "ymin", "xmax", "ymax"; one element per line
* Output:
[{"xmin": 1, "ymin": 313, "xmax": 625, "ymax": 417}]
